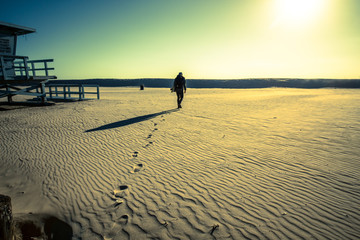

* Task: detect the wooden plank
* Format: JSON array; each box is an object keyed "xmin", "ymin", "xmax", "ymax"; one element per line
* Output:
[
  {"xmin": 31, "ymin": 76, "xmax": 57, "ymax": 80},
  {"xmin": 0, "ymin": 56, "xmax": 8, "ymax": 81},
  {"xmin": 0, "ymin": 54, "xmax": 28, "ymax": 59},
  {"xmin": 25, "ymin": 67, "xmax": 55, "ymax": 71},
  {"xmin": 0, "ymin": 79, "xmax": 52, "ymax": 84},
  {"xmin": 27, "ymin": 59, "xmax": 53, "ymax": 63},
  {"xmin": 1, "ymin": 88, "xmax": 43, "ymax": 97}
]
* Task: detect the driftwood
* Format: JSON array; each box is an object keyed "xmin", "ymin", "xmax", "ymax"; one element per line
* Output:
[{"xmin": 0, "ymin": 194, "xmax": 13, "ymax": 240}]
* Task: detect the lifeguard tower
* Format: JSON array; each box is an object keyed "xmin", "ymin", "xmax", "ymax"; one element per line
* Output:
[{"xmin": 0, "ymin": 21, "xmax": 56, "ymax": 104}]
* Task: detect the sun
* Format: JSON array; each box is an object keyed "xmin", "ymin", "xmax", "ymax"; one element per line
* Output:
[{"xmin": 271, "ymin": 0, "xmax": 326, "ymax": 28}]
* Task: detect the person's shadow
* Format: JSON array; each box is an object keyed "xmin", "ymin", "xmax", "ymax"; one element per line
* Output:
[{"xmin": 85, "ymin": 109, "xmax": 178, "ymax": 132}]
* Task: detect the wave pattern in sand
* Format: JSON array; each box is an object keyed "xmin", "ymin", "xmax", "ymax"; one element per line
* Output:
[{"xmin": 1, "ymin": 88, "xmax": 359, "ymax": 239}]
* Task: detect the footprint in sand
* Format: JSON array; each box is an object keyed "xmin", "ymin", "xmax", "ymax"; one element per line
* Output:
[
  {"xmin": 131, "ymin": 163, "xmax": 143, "ymax": 173},
  {"xmin": 147, "ymin": 134, "xmax": 152, "ymax": 139},
  {"xmin": 105, "ymin": 215, "xmax": 129, "ymax": 239},
  {"xmin": 108, "ymin": 186, "xmax": 127, "ymax": 210},
  {"xmin": 153, "ymin": 128, "xmax": 158, "ymax": 132},
  {"xmin": 113, "ymin": 198, "xmax": 124, "ymax": 207},
  {"xmin": 107, "ymin": 196, "xmax": 124, "ymax": 210},
  {"xmin": 132, "ymin": 151, "xmax": 138, "ymax": 157},
  {"xmin": 118, "ymin": 215, "xmax": 129, "ymax": 225},
  {"xmin": 143, "ymin": 141, "xmax": 153, "ymax": 148},
  {"xmin": 112, "ymin": 185, "xmax": 128, "ymax": 198}
]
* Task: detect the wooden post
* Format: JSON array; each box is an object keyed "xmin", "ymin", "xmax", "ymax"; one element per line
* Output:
[
  {"xmin": 0, "ymin": 195, "xmax": 14, "ymax": 240},
  {"xmin": 44, "ymin": 61, "xmax": 49, "ymax": 76},
  {"xmin": 79, "ymin": 85, "xmax": 82, "ymax": 100},
  {"xmin": 0, "ymin": 56, "xmax": 8, "ymax": 81},
  {"xmin": 20, "ymin": 62, "xmax": 24, "ymax": 76},
  {"xmin": 24, "ymin": 57, "xmax": 29, "ymax": 81},
  {"xmin": 6, "ymin": 85, "xmax": 12, "ymax": 103},
  {"xmin": 40, "ymin": 82, "xmax": 46, "ymax": 104},
  {"xmin": 49, "ymin": 86, "xmax": 53, "ymax": 99},
  {"xmin": 31, "ymin": 62, "xmax": 36, "ymax": 77}
]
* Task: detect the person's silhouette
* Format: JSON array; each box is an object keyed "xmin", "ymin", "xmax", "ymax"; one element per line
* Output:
[{"xmin": 172, "ymin": 72, "xmax": 186, "ymax": 108}]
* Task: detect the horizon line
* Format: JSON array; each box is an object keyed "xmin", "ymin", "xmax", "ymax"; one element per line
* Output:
[{"xmin": 59, "ymin": 77, "xmax": 360, "ymax": 81}]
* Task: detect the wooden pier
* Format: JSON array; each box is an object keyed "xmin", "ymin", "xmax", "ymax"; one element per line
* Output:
[{"xmin": 47, "ymin": 84, "xmax": 100, "ymax": 100}]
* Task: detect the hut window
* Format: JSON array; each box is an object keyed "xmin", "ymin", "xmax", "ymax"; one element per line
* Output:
[{"xmin": 0, "ymin": 38, "xmax": 11, "ymax": 54}]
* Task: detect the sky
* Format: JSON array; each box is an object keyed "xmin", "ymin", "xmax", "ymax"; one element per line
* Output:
[{"xmin": 2, "ymin": 0, "xmax": 360, "ymax": 79}]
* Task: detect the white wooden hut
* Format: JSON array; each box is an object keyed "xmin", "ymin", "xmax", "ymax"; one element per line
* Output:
[{"xmin": 0, "ymin": 21, "xmax": 56, "ymax": 103}]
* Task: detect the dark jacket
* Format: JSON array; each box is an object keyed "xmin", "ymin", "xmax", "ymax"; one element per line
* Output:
[{"xmin": 174, "ymin": 75, "xmax": 186, "ymax": 91}]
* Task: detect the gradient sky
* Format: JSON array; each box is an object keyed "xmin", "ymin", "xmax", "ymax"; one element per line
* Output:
[{"xmin": 2, "ymin": 0, "xmax": 360, "ymax": 79}]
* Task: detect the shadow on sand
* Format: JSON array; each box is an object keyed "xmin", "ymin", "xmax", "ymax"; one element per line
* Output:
[
  {"xmin": 0, "ymin": 101, "xmax": 54, "ymax": 111},
  {"xmin": 85, "ymin": 108, "xmax": 178, "ymax": 132}
]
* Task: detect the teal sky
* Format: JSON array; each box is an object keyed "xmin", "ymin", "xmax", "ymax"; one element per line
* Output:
[{"xmin": 2, "ymin": 0, "xmax": 360, "ymax": 79}]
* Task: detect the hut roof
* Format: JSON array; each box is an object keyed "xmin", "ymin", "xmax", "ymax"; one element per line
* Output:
[{"xmin": 0, "ymin": 21, "xmax": 36, "ymax": 36}]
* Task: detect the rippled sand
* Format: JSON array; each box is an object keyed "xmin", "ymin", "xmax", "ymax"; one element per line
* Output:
[{"xmin": 1, "ymin": 87, "xmax": 360, "ymax": 239}]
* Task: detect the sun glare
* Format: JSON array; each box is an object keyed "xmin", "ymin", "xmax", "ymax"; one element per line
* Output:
[{"xmin": 272, "ymin": 0, "xmax": 326, "ymax": 28}]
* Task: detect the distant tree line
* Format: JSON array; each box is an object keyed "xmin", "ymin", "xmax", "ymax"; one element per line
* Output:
[{"xmin": 47, "ymin": 78, "xmax": 360, "ymax": 89}]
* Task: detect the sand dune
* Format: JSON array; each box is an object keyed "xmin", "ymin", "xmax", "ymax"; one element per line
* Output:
[{"xmin": 1, "ymin": 87, "xmax": 360, "ymax": 239}]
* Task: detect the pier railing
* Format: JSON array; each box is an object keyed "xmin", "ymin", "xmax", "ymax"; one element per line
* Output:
[
  {"xmin": 47, "ymin": 84, "xmax": 100, "ymax": 100},
  {"xmin": 0, "ymin": 54, "xmax": 56, "ymax": 81}
]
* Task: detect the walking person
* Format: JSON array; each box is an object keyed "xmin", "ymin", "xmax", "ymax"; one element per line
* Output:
[{"xmin": 172, "ymin": 72, "xmax": 186, "ymax": 108}]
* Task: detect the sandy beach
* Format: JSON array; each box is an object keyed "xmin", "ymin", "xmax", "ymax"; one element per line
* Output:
[{"xmin": 1, "ymin": 87, "xmax": 360, "ymax": 239}]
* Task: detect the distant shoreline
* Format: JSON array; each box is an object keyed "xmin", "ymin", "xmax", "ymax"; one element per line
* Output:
[{"xmin": 48, "ymin": 78, "xmax": 360, "ymax": 89}]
